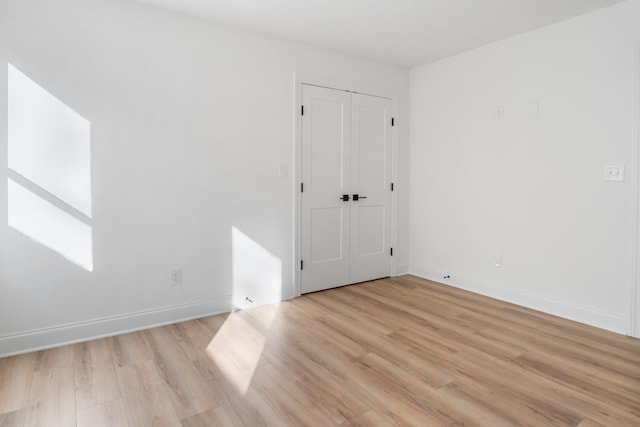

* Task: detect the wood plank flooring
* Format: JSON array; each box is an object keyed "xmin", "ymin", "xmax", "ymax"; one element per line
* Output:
[{"xmin": 1, "ymin": 275, "xmax": 639, "ymax": 426}]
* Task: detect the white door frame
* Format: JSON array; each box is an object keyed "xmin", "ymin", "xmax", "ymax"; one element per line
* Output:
[
  {"xmin": 293, "ymin": 73, "xmax": 399, "ymax": 297},
  {"xmin": 631, "ymin": 44, "xmax": 640, "ymax": 338}
]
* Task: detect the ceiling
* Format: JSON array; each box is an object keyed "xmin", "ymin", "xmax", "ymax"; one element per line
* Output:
[{"xmin": 131, "ymin": 0, "xmax": 625, "ymax": 67}]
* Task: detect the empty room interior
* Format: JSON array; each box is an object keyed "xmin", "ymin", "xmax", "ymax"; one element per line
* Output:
[{"xmin": 1, "ymin": 0, "xmax": 640, "ymax": 425}]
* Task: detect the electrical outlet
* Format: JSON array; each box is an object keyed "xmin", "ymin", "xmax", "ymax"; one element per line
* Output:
[
  {"xmin": 604, "ymin": 165, "xmax": 624, "ymax": 182},
  {"xmin": 495, "ymin": 105, "xmax": 504, "ymax": 120},
  {"xmin": 171, "ymin": 268, "xmax": 182, "ymax": 286}
]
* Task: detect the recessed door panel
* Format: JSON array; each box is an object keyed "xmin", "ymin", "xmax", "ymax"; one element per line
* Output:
[
  {"xmin": 356, "ymin": 105, "xmax": 387, "ymax": 190},
  {"xmin": 310, "ymin": 207, "xmax": 344, "ymax": 263},
  {"xmin": 355, "ymin": 205, "xmax": 385, "ymax": 256},
  {"xmin": 310, "ymin": 99, "xmax": 346, "ymax": 191}
]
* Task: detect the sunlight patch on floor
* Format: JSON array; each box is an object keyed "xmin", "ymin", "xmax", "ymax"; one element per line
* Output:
[{"xmin": 205, "ymin": 304, "xmax": 279, "ymax": 395}]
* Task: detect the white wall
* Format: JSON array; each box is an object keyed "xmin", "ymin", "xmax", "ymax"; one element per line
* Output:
[
  {"xmin": 410, "ymin": 0, "xmax": 640, "ymax": 335},
  {"xmin": 0, "ymin": 0, "xmax": 410, "ymax": 356}
]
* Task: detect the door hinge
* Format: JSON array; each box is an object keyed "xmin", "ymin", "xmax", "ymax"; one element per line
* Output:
[
  {"xmin": 391, "ymin": 117, "xmax": 395, "ymax": 127},
  {"xmin": 390, "ymin": 248, "xmax": 393, "ymax": 256},
  {"xmin": 301, "ymin": 105, "xmax": 304, "ymax": 116},
  {"xmin": 301, "ymin": 182, "xmax": 304, "ymax": 192},
  {"xmin": 391, "ymin": 182, "xmax": 394, "ymax": 191},
  {"xmin": 301, "ymin": 260, "xmax": 304, "ymax": 270}
]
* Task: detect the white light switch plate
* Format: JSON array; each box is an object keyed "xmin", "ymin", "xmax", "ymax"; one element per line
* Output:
[
  {"xmin": 278, "ymin": 164, "xmax": 288, "ymax": 179},
  {"xmin": 604, "ymin": 165, "xmax": 624, "ymax": 182}
]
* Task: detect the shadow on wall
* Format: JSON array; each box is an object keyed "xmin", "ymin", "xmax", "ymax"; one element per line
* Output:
[{"xmin": 7, "ymin": 63, "xmax": 93, "ymax": 271}]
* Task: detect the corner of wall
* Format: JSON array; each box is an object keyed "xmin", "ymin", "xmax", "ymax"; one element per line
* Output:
[{"xmin": 396, "ymin": 264, "xmax": 410, "ymax": 275}]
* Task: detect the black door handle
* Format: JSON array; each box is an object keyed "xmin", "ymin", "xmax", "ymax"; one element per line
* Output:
[
  {"xmin": 352, "ymin": 194, "xmax": 367, "ymax": 201},
  {"xmin": 339, "ymin": 194, "xmax": 350, "ymax": 201}
]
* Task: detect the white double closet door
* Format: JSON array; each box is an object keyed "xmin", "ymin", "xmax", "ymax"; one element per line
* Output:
[{"xmin": 300, "ymin": 84, "xmax": 393, "ymax": 294}]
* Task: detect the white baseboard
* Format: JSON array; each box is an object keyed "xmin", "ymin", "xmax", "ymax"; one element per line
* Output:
[
  {"xmin": 396, "ymin": 264, "xmax": 410, "ymax": 276},
  {"xmin": 409, "ymin": 265, "xmax": 629, "ymax": 335},
  {"xmin": 281, "ymin": 282, "xmax": 295, "ymax": 301},
  {"xmin": 232, "ymin": 283, "xmax": 295, "ymax": 310},
  {"xmin": 0, "ymin": 296, "xmax": 232, "ymax": 358}
]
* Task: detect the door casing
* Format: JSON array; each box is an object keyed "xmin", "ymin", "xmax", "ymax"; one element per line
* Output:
[{"xmin": 631, "ymin": 44, "xmax": 640, "ymax": 338}]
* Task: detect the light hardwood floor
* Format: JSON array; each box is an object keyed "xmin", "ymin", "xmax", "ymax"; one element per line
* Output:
[{"xmin": 1, "ymin": 275, "xmax": 639, "ymax": 426}]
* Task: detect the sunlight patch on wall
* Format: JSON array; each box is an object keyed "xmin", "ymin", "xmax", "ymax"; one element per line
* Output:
[
  {"xmin": 231, "ymin": 226, "xmax": 282, "ymax": 309},
  {"xmin": 7, "ymin": 63, "xmax": 93, "ymax": 271},
  {"xmin": 8, "ymin": 179, "xmax": 93, "ymax": 271}
]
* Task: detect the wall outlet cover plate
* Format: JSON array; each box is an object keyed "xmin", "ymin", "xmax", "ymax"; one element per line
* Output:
[{"xmin": 604, "ymin": 165, "xmax": 624, "ymax": 182}]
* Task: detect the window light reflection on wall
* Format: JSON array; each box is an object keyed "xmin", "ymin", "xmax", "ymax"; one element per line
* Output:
[{"xmin": 7, "ymin": 63, "xmax": 93, "ymax": 271}]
